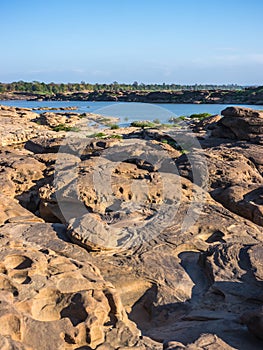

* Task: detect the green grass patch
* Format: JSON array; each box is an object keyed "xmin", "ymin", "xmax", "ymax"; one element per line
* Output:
[
  {"xmin": 87, "ymin": 132, "xmax": 107, "ymax": 138},
  {"xmin": 130, "ymin": 120, "xmax": 156, "ymax": 128},
  {"xmin": 161, "ymin": 138, "xmax": 190, "ymax": 154},
  {"xmin": 109, "ymin": 123, "xmax": 120, "ymax": 130},
  {"xmin": 189, "ymin": 112, "xmax": 212, "ymax": 120},
  {"xmin": 178, "ymin": 115, "xmax": 187, "ymax": 120},
  {"xmin": 110, "ymin": 134, "xmax": 123, "ymax": 139},
  {"xmin": 99, "ymin": 117, "xmax": 112, "ymax": 124},
  {"xmin": 52, "ymin": 124, "xmax": 80, "ymax": 132},
  {"xmin": 159, "ymin": 123, "xmax": 175, "ymax": 128}
]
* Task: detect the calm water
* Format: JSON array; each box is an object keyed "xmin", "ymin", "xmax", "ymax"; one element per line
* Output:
[{"xmin": 1, "ymin": 100, "xmax": 263, "ymax": 126}]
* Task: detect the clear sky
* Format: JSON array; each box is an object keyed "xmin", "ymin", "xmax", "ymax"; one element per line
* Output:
[{"xmin": 1, "ymin": 0, "xmax": 263, "ymax": 84}]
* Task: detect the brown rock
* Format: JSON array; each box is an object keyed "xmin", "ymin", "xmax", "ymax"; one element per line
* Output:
[
  {"xmin": 0, "ymin": 223, "xmax": 141, "ymax": 349},
  {"xmin": 193, "ymin": 114, "xmax": 222, "ymax": 132},
  {"xmin": 213, "ymin": 184, "xmax": 263, "ymax": 226},
  {"xmin": 221, "ymin": 106, "xmax": 263, "ymax": 118},
  {"xmin": 36, "ymin": 111, "xmax": 81, "ymax": 128},
  {"xmin": 177, "ymin": 145, "xmax": 263, "ymax": 226},
  {"xmin": 212, "ymin": 106, "xmax": 263, "ymax": 143},
  {"xmin": 0, "ymin": 105, "xmax": 46, "ymax": 146},
  {"xmin": 0, "ymin": 195, "xmax": 43, "ymax": 225},
  {"xmin": 25, "ymin": 136, "xmax": 64, "ymax": 154},
  {"xmin": 164, "ymin": 334, "xmax": 237, "ymax": 349}
]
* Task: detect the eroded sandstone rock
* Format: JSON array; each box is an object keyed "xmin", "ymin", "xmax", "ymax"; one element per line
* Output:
[
  {"xmin": 0, "ymin": 195, "xmax": 43, "ymax": 225},
  {"xmin": 0, "ymin": 223, "xmax": 141, "ymax": 349},
  {"xmin": 0, "ymin": 105, "xmax": 262, "ymax": 349},
  {"xmin": 212, "ymin": 106, "xmax": 263, "ymax": 143}
]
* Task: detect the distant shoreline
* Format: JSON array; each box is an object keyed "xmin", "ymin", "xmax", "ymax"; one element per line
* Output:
[{"xmin": 1, "ymin": 87, "xmax": 263, "ymax": 105}]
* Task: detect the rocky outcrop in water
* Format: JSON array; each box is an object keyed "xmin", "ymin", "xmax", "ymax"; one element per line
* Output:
[{"xmin": 1, "ymin": 86, "xmax": 263, "ymax": 104}]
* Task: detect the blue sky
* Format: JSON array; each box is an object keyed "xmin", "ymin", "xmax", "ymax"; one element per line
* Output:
[{"xmin": 1, "ymin": 0, "xmax": 263, "ymax": 84}]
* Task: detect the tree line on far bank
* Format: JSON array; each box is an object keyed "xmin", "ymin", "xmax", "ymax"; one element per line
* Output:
[{"xmin": 0, "ymin": 81, "xmax": 247, "ymax": 95}]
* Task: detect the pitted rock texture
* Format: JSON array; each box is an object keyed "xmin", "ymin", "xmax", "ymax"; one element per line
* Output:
[
  {"xmin": 0, "ymin": 105, "xmax": 49, "ymax": 146},
  {"xmin": 0, "ymin": 149, "xmax": 46, "ymax": 197},
  {"xmin": 0, "ymin": 223, "xmax": 141, "ymax": 349},
  {"xmin": 176, "ymin": 143, "xmax": 263, "ymax": 226},
  {"xmin": 0, "ymin": 105, "xmax": 262, "ymax": 349}
]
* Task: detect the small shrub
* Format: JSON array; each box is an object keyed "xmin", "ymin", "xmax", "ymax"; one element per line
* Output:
[
  {"xmin": 109, "ymin": 124, "xmax": 120, "ymax": 130},
  {"xmin": 130, "ymin": 120, "xmax": 155, "ymax": 128},
  {"xmin": 189, "ymin": 113, "xmax": 212, "ymax": 120},
  {"xmin": 52, "ymin": 124, "xmax": 80, "ymax": 132},
  {"xmin": 153, "ymin": 118, "xmax": 161, "ymax": 124}
]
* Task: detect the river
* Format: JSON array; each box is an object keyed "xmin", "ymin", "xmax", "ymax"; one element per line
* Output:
[{"xmin": 1, "ymin": 100, "xmax": 262, "ymax": 125}]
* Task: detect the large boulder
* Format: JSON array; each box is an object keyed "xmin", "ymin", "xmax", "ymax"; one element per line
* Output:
[
  {"xmin": 212, "ymin": 106, "xmax": 263, "ymax": 143},
  {"xmin": 176, "ymin": 145, "xmax": 263, "ymax": 226}
]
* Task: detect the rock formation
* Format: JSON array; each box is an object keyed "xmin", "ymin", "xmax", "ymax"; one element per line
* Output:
[
  {"xmin": 212, "ymin": 106, "xmax": 263, "ymax": 143},
  {"xmin": 2, "ymin": 86, "xmax": 263, "ymax": 104},
  {"xmin": 0, "ymin": 104, "xmax": 262, "ymax": 349}
]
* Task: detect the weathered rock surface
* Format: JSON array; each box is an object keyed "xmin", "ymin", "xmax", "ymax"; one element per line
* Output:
[
  {"xmin": 177, "ymin": 128, "xmax": 263, "ymax": 227},
  {"xmin": 0, "ymin": 195, "xmax": 43, "ymax": 225},
  {"xmin": 192, "ymin": 114, "xmax": 222, "ymax": 133},
  {"xmin": 25, "ymin": 136, "xmax": 64, "ymax": 154},
  {"xmin": 35, "ymin": 111, "xmax": 81, "ymax": 128},
  {"xmin": 213, "ymin": 184, "xmax": 263, "ymax": 226},
  {"xmin": 164, "ymin": 334, "xmax": 237, "ymax": 349},
  {"xmin": 212, "ymin": 106, "xmax": 263, "ymax": 143},
  {"xmin": 0, "ymin": 223, "xmax": 142, "ymax": 349},
  {"xmin": 0, "ymin": 105, "xmax": 48, "ymax": 146},
  {"xmin": 0, "ymin": 104, "xmax": 262, "ymax": 349},
  {"xmin": 0, "ymin": 149, "xmax": 46, "ymax": 196},
  {"xmin": 36, "ymin": 137, "xmax": 263, "ymax": 348}
]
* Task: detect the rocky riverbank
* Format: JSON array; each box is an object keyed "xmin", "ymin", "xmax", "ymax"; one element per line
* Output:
[
  {"xmin": 0, "ymin": 104, "xmax": 262, "ymax": 349},
  {"xmin": 1, "ymin": 86, "xmax": 263, "ymax": 104}
]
